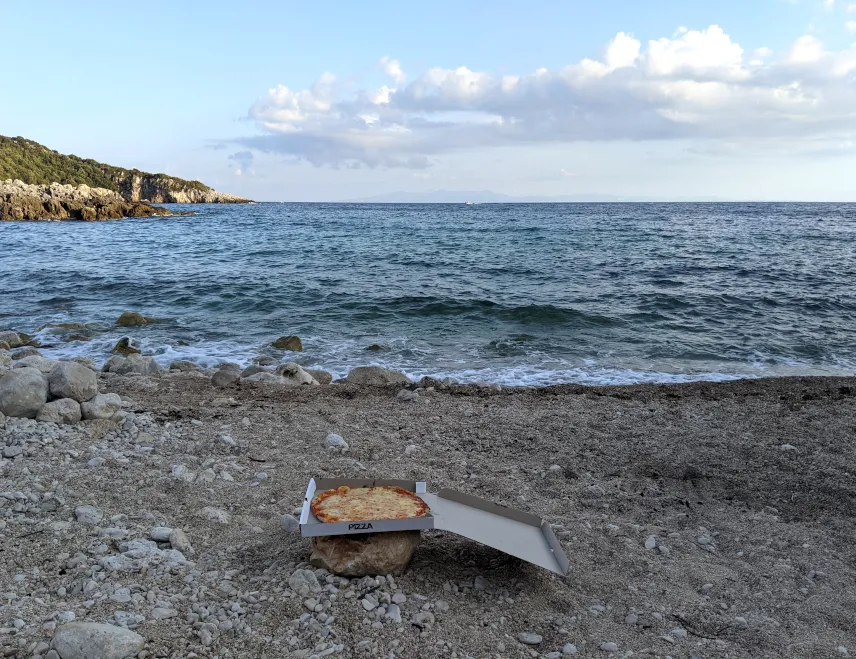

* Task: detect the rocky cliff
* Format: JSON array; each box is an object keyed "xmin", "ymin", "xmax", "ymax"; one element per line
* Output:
[
  {"xmin": 0, "ymin": 135, "xmax": 251, "ymax": 204},
  {"xmin": 111, "ymin": 172, "xmax": 249, "ymax": 204},
  {"xmin": 0, "ymin": 179, "xmax": 172, "ymax": 222}
]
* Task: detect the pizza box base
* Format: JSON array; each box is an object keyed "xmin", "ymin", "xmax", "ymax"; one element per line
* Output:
[{"xmin": 299, "ymin": 477, "xmax": 569, "ymax": 575}]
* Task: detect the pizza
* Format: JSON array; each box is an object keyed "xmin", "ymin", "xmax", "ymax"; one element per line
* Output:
[{"xmin": 311, "ymin": 485, "xmax": 430, "ymax": 523}]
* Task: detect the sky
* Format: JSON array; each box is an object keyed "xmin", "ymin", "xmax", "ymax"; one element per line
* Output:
[{"xmin": 2, "ymin": 0, "xmax": 856, "ymax": 201}]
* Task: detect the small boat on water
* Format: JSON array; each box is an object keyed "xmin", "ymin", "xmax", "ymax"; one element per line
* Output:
[{"xmin": 464, "ymin": 201, "xmax": 475, "ymax": 206}]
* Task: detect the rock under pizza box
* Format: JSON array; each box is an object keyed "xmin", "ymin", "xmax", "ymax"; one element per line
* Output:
[{"xmin": 299, "ymin": 477, "xmax": 570, "ymax": 576}]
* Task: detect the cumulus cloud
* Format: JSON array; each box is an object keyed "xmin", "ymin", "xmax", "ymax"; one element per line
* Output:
[
  {"xmin": 239, "ymin": 25, "xmax": 856, "ymax": 168},
  {"xmin": 379, "ymin": 56, "xmax": 406, "ymax": 84}
]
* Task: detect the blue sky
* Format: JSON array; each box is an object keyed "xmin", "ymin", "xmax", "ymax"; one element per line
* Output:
[{"xmin": 2, "ymin": 0, "xmax": 856, "ymax": 201}]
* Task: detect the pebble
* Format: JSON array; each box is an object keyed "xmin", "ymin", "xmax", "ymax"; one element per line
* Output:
[
  {"xmin": 779, "ymin": 443, "xmax": 797, "ymax": 451},
  {"xmin": 51, "ymin": 622, "xmax": 145, "ymax": 659},
  {"xmin": 168, "ymin": 528, "xmax": 192, "ymax": 553},
  {"xmin": 150, "ymin": 607, "xmax": 178, "ymax": 620},
  {"xmin": 624, "ymin": 613, "xmax": 638, "ymax": 625},
  {"xmin": 396, "ymin": 389, "xmax": 419, "ymax": 402},
  {"xmin": 391, "ymin": 593, "xmax": 406, "ymax": 604},
  {"xmin": 562, "ymin": 643, "xmax": 578, "ymax": 654},
  {"xmin": 326, "ymin": 433, "xmax": 349, "ymax": 451},
  {"xmin": 281, "ymin": 514, "xmax": 300, "ymax": 533},
  {"xmin": 149, "ymin": 526, "xmax": 173, "ymax": 542},
  {"xmin": 384, "ymin": 604, "xmax": 402, "ymax": 624},
  {"xmin": 644, "ymin": 535, "xmax": 658, "ymax": 550},
  {"xmin": 74, "ymin": 505, "xmax": 103, "ymax": 525},
  {"xmin": 600, "ymin": 642, "xmax": 619, "ymax": 652},
  {"xmin": 518, "ymin": 632, "xmax": 543, "ymax": 645}
]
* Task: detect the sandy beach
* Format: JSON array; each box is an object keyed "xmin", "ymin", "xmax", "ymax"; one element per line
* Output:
[{"xmin": 2, "ymin": 372, "xmax": 855, "ymax": 658}]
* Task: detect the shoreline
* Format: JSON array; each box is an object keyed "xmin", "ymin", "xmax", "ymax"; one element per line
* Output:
[{"xmin": 2, "ymin": 371, "xmax": 855, "ymax": 657}]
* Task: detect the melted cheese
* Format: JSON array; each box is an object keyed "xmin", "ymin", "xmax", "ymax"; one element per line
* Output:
[{"xmin": 312, "ymin": 486, "xmax": 429, "ymax": 523}]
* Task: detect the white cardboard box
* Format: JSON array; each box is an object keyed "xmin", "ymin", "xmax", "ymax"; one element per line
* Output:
[{"xmin": 300, "ymin": 477, "xmax": 569, "ymax": 575}]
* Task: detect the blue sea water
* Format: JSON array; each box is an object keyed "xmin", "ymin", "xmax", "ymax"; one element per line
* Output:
[{"xmin": 2, "ymin": 202, "xmax": 855, "ymax": 385}]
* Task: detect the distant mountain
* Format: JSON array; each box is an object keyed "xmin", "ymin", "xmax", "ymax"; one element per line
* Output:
[
  {"xmin": 0, "ymin": 136, "xmax": 249, "ymax": 203},
  {"xmin": 343, "ymin": 189, "xmax": 724, "ymax": 203}
]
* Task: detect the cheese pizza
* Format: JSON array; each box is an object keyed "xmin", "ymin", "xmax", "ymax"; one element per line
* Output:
[{"xmin": 311, "ymin": 485, "xmax": 430, "ymax": 523}]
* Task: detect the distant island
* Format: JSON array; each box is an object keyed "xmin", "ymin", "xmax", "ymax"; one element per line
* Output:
[{"xmin": 0, "ymin": 136, "xmax": 250, "ymax": 221}]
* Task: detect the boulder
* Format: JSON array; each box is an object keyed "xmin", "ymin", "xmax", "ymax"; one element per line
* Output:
[
  {"xmin": 217, "ymin": 362, "xmax": 241, "ymax": 371},
  {"xmin": 0, "ymin": 341, "xmax": 9, "ymax": 350},
  {"xmin": 310, "ymin": 531, "xmax": 421, "ymax": 576},
  {"xmin": 69, "ymin": 357, "xmax": 98, "ymax": 371},
  {"xmin": 345, "ymin": 366, "xmax": 411, "ymax": 386},
  {"xmin": 111, "ymin": 337, "xmax": 140, "ymax": 356},
  {"xmin": 169, "ymin": 360, "xmax": 199, "ymax": 372},
  {"xmin": 275, "ymin": 362, "xmax": 319, "ymax": 386},
  {"xmin": 240, "ymin": 364, "xmax": 269, "ymax": 378},
  {"xmin": 81, "ymin": 393, "xmax": 123, "ymax": 420},
  {"xmin": 366, "ymin": 343, "xmax": 389, "ymax": 352},
  {"xmin": 245, "ymin": 372, "xmax": 284, "ymax": 383},
  {"xmin": 48, "ymin": 361, "xmax": 98, "ymax": 402},
  {"xmin": 116, "ymin": 311, "xmax": 154, "ymax": 327},
  {"xmin": 14, "ymin": 355, "xmax": 58, "ymax": 375},
  {"xmin": 253, "ymin": 355, "xmax": 277, "ymax": 366},
  {"xmin": 272, "ymin": 335, "xmax": 303, "ymax": 351},
  {"xmin": 102, "ymin": 355, "xmax": 126, "ymax": 372},
  {"xmin": 306, "ymin": 368, "xmax": 334, "ymax": 385},
  {"xmin": 52, "ymin": 622, "xmax": 144, "ymax": 659},
  {"xmin": 11, "ymin": 346, "xmax": 41, "ymax": 360},
  {"xmin": 0, "ymin": 331, "xmax": 22, "ymax": 348},
  {"xmin": 37, "ymin": 398, "xmax": 82, "ymax": 424},
  {"xmin": 111, "ymin": 354, "xmax": 163, "ymax": 377},
  {"xmin": 0, "ymin": 367, "xmax": 49, "ymax": 418},
  {"xmin": 211, "ymin": 368, "xmax": 240, "ymax": 388}
]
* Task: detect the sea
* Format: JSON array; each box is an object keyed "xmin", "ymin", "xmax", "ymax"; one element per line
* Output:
[{"xmin": 2, "ymin": 202, "xmax": 855, "ymax": 386}]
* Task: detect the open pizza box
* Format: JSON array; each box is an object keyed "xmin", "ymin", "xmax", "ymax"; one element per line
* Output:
[{"xmin": 300, "ymin": 478, "xmax": 570, "ymax": 576}]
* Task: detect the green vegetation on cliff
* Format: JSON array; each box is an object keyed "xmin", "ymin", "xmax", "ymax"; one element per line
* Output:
[{"xmin": 0, "ymin": 135, "xmax": 210, "ymax": 194}]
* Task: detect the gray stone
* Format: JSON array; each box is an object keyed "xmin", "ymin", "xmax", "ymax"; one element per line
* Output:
[
  {"xmin": 149, "ymin": 526, "xmax": 173, "ymax": 541},
  {"xmin": 518, "ymin": 632, "xmax": 543, "ymax": 645},
  {"xmin": 0, "ymin": 331, "xmax": 22, "ymax": 348},
  {"xmin": 599, "ymin": 642, "xmax": 619, "ymax": 652},
  {"xmin": 412, "ymin": 611, "xmax": 435, "ymax": 627},
  {"xmin": 81, "ymin": 393, "xmax": 122, "ymax": 420},
  {"xmin": 37, "ymin": 398, "xmax": 82, "ymax": 424},
  {"xmin": 169, "ymin": 360, "xmax": 199, "ymax": 372},
  {"xmin": 168, "ymin": 528, "xmax": 192, "ymax": 553},
  {"xmin": 102, "ymin": 355, "xmax": 125, "ymax": 373},
  {"xmin": 384, "ymin": 603, "xmax": 402, "ymax": 623},
  {"xmin": 345, "ymin": 366, "xmax": 411, "ymax": 386},
  {"xmin": 52, "ymin": 622, "xmax": 144, "ymax": 659},
  {"xmin": 281, "ymin": 514, "xmax": 300, "ymax": 533},
  {"xmin": 562, "ymin": 644, "xmax": 578, "ymax": 654},
  {"xmin": 244, "ymin": 372, "xmax": 286, "ymax": 384},
  {"xmin": 75, "ymin": 506, "xmax": 104, "ymax": 525},
  {"xmin": 14, "ymin": 355, "xmax": 58, "ymax": 374},
  {"xmin": 274, "ymin": 362, "xmax": 319, "ymax": 386},
  {"xmin": 3, "ymin": 445, "xmax": 22, "ymax": 458},
  {"xmin": 272, "ymin": 335, "xmax": 302, "ymax": 351},
  {"xmin": 397, "ymin": 389, "xmax": 419, "ymax": 402},
  {"xmin": 240, "ymin": 365, "xmax": 269, "ymax": 378},
  {"xmin": 306, "ymin": 369, "xmax": 333, "ymax": 385},
  {"xmin": 0, "ymin": 367, "xmax": 48, "ymax": 418},
  {"xmin": 391, "ymin": 593, "xmax": 406, "ymax": 604},
  {"xmin": 150, "ymin": 607, "xmax": 178, "ymax": 620},
  {"xmin": 211, "ymin": 368, "xmax": 240, "ymax": 388},
  {"xmin": 326, "ymin": 433, "xmax": 349, "ymax": 451},
  {"xmin": 288, "ymin": 568, "xmax": 322, "ymax": 596},
  {"xmin": 111, "ymin": 354, "xmax": 163, "ymax": 377},
  {"xmin": 48, "ymin": 361, "xmax": 98, "ymax": 402},
  {"xmin": 644, "ymin": 535, "xmax": 658, "ymax": 550},
  {"xmin": 197, "ymin": 507, "xmax": 231, "ymax": 524}
]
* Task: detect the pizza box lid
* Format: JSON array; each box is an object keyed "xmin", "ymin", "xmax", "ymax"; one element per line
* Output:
[{"xmin": 299, "ymin": 477, "xmax": 569, "ymax": 576}]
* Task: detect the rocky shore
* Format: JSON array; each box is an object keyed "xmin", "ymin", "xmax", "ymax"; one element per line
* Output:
[
  {"xmin": 0, "ymin": 180, "xmax": 172, "ymax": 222},
  {"xmin": 1, "ymin": 327, "xmax": 854, "ymax": 659}
]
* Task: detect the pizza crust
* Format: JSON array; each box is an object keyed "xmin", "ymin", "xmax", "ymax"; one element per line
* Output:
[{"xmin": 311, "ymin": 485, "xmax": 430, "ymax": 523}]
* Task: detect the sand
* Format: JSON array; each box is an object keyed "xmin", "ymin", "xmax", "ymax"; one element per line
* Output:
[{"xmin": 2, "ymin": 373, "xmax": 855, "ymax": 658}]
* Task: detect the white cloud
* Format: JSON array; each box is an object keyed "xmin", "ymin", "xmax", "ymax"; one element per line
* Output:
[
  {"xmin": 846, "ymin": 20, "xmax": 856, "ymax": 31},
  {"xmin": 240, "ymin": 25, "xmax": 856, "ymax": 168},
  {"xmin": 379, "ymin": 56, "xmax": 406, "ymax": 84},
  {"xmin": 848, "ymin": 3, "xmax": 856, "ymax": 12}
]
